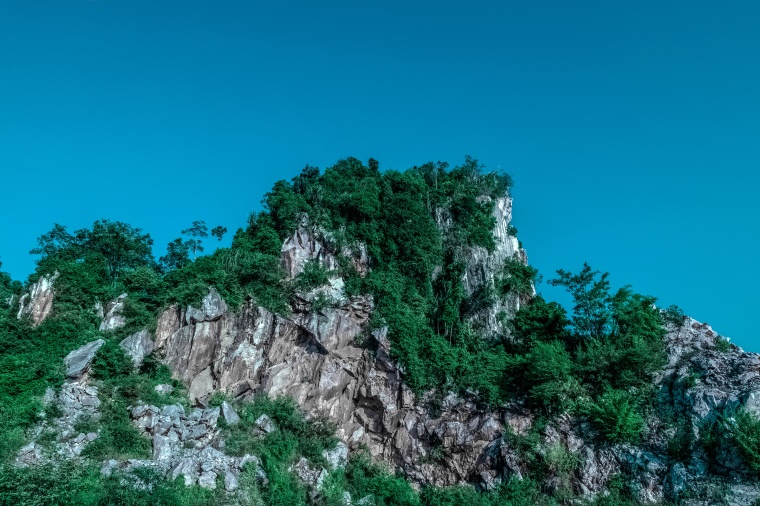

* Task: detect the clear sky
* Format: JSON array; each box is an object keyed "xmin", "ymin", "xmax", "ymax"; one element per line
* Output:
[{"xmin": 1, "ymin": 1, "xmax": 758, "ymax": 349}]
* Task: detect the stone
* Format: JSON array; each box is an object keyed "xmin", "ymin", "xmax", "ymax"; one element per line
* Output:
[
  {"xmin": 64, "ymin": 339, "xmax": 105, "ymax": 379},
  {"xmin": 224, "ymin": 471, "xmax": 239, "ymax": 492},
  {"xmin": 323, "ymin": 441, "xmax": 348, "ymax": 470},
  {"xmin": 152, "ymin": 434, "xmax": 174, "ymax": 460},
  {"xmin": 171, "ymin": 458, "xmax": 198, "ymax": 486},
  {"xmin": 17, "ymin": 271, "xmax": 58, "ymax": 325},
  {"xmin": 186, "ymin": 287, "xmax": 228, "ymax": 323},
  {"xmin": 221, "ymin": 401, "xmax": 241, "ymax": 425},
  {"xmin": 100, "ymin": 293, "xmax": 127, "ymax": 331},
  {"xmin": 198, "ymin": 471, "xmax": 217, "ymax": 489},
  {"xmin": 100, "ymin": 459, "xmax": 119, "ymax": 476},
  {"xmin": 119, "ymin": 330, "xmax": 155, "ymax": 367},
  {"xmin": 255, "ymin": 414, "xmax": 276, "ymax": 433}
]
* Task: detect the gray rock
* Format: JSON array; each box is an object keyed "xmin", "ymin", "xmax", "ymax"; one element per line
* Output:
[
  {"xmin": 152, "ymin": 434, "xmax": 174, "ymax": 461},
  {"xmin": 119, "ymin": 330, "xmax": 155, "ymax": 367},
  {"xmin": 100, "ymin": 459, "xmax": 119, "ymax": 476},
  {"xmin": 221, "ymin": 401, "xmax": 240, "ymax": 425},
  {"xmin": 224, "ymin": 471, "xmax": 239, "ymax": 492},
  {"xmin": 323, "ymin": 441, "xmax": 348, "ymax": 470},
  {"xmin": 64, "ymin": 339, "xmax": 105, "ymax": 379},
  {"xmin": 291, "ymin": 457, "xmax": 328, "ymax": 492},
  {"xmin": 198, "ymin": 470, "xmax": 217, "ymax": 489},
  {"xmin": 186, "ymin": 287, "xmax": 228, "ymax": 323},
  {"xmin": 255, "ymin": 414, "xmax": 276, "ymax": 433},
  {"xmin": 100, "ymin": 293, "xmax": 127, "ymax": 331},
  {"xmin": 171, "ymin": 458, "xmax": 198, "ymax": 486}
]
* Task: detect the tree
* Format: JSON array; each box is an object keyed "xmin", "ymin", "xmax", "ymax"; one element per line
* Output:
[
  {"xmin": 29, "ymin": 223, "xmax": 74, "ymax": 259},
  {"xmin": 159, "ymin": 238, "xmax": 191, "ymax": 271},
  {"xmin": 181, "ymin": 220, "xmax": 208, "ymax": 259},
  {"xmin": 211, "ymin": 226, "xmax": 227, "ymax": 241},
  {"xmin": 549, "ymin": 263, "xmax": 612, "ymax": 340},
  {"xmin": 80, "ymin": 220, "xmax": 154, "ymax": 284}
]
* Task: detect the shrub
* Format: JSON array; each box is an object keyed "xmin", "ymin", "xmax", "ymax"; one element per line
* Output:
[
  {"xmin": 729, "ymin": 409, "xmax": 760, "ymax": 473},
  {"xmin": 583, "ymin": 389, "xmax": 645, "ymax": 444}
]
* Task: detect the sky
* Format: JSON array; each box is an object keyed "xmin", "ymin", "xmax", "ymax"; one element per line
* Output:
[{"xmin": 1, "ymin": 1, "xmax": 758, "ymax": 349}]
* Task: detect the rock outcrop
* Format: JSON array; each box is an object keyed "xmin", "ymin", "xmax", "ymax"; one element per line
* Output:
[
  {"xmin": 119, "ymin": 330, "xmax": 155, "ymax": 368},
  {"xmin": 99, "ymin": 293, "xmax": 127, "ymax": 331},
  {"xmin": 115, "ymin": 402, "xmax": 266, "ymax": 491},
  {"xmin": 64, "ymin": 339, "xmax": 105, "ymax": 379},
  {"xmin": 17, "ymin": 271, "xmax": 58, "ymax": 325}
]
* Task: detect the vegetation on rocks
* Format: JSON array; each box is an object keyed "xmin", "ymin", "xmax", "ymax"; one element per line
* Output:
[{"xmin": 0, "ymin": 157, "xmax": 755, "ymax": 505}]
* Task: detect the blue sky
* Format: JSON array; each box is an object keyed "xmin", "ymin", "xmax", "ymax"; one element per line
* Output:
[{"xmin": 1, "ymin": 1, "xmax": 758, "ymax": 349}]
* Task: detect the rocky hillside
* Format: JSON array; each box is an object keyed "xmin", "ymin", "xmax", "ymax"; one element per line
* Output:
[{"xmin": 2, "ymin": 158, "xmax": 760, "ymax": 506}]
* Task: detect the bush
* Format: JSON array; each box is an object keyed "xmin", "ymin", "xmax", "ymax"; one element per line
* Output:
[
  {"xmin": 583, "ymin": 389, "xmax": 645, "ymax": 444},
  {"xmin": 729, "ymin": 409, "xmax": 760, "ymax": 473}
]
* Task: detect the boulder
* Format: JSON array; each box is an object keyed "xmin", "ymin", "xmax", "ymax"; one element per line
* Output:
[
  {"xmin": 221, "ymin": 401, "xmax": 241, "ymax": 425},
  {"xmin": 64, "ymin": 339, "xmax": 105, "ymax": 379},
  {"xmin": 119, "ymin": 330, "xmax": 155, "ymax": 367},
  {"xmin": 185, "ymin": 287, "xmax": 228, "ymax": 324}
]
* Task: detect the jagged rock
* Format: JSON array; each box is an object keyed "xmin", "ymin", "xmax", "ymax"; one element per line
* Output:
[
  {"xmin": 171, "ymin": 458, "xmax": 199, "ymax": 486},
  {"xmin": 64, "ymin": 339, "xmax": 104, "ymax": 379},
  {"xmin": 255, "ymin": 414, "xmax": 276, "ymax": 433},
  {"xmin": 186, "ymin": 287, "xmax": 228, "ymax": 324},
  {"xmin": 119, "ymin": 330, "xmax": 155, "ymax": 367},
  {"xmin": 100, "ymin": 293, "xmax": 127, "ymax": 331},
  {"xmin": 280, "ymin": 214, "xmax": 340, "ymax": 280},
  {"xmin": 323, "ymin": 441, "xmax": 348, "ymax": 470},
  {"xmin": 101, "ymin": 459, "xmax": 119, "ymax": 476},
  {"xmin": 16, "ymin": 442, "xmax": 43, "ymax": 466},
  {"xmin": 221, "ymin": 402, "xmax": 240, "ymax": 425},
  {"xmin": 291, "ymin": 457, "xmax": 328, "ymax": 494},
  {"xmin": 17, "ymin": 271, "xmax": 58, "ymax": 325}
]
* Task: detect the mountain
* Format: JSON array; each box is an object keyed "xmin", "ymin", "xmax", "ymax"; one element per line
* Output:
[{"xmin": 1, "ymin": 157, "xmax": 759, "ymax": 506}]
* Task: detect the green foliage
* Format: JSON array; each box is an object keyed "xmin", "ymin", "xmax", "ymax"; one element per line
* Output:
[
  {"xmin": 549, "ymin": 263, "xmax": 612, "ymax": 340},
  {"xmin": 182, "ymin": 220, "xmax": 209, "ymax": 259},
  {"xmin": 728, "ymin": 409, "xmax": 760, "ymax": 473},
  {"xmin": 0, "ymin": 461, "xmax": 225, "ymax": 506},
  {"xmin": 497, "ymin": 256, "xmax": 538, "ymax": 298},
  {"xmin": 0, "ymin": 309, "xmax": 100, "ymax": 461},
  {"xmin": 338, "ymin": 450, "xmax": 420, "ymax": 506},
  {"xmin": 662, "ymin": 304, "xmax": 685, "ymax": 327},
  {"xmin": 666, "ymin": 416, "xmax": 695, "ymax": 462},
  {"xmin": 32, "ymin": 220, "xmax": 154, "ymax": 286},
  {"xmin": 715, "ymin": 335, "xmax": 733, "ymax": 353},
  {"xmin": 225, "ymin": 396, "xmax": 338, "ymax": 466},
  {"xmin": 293, "ymin": 260, "xmax": 330, "ymax": 293},
  {"xmin": 583, "ymin": 389, "xmax": 645, "ymax": 444}
]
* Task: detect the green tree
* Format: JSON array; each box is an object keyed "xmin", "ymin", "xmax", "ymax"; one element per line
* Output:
[
  {"xmin": 211, "ymin": 225, "xmax": 227, "ymax": 241},
  {"xmin": 549, "ymin": 263, "xmax": 612, "ymax": 340},
  {"xmin": 159, "ymin": 238, "xmax": 191, "ymax": 271},
  {"xmin": 82, "ymin": 220, "xmax": 154, "ymax": 284},
  {"xmin": 181, "ymin": 220, "xmax": 208, "ymax": 259}
]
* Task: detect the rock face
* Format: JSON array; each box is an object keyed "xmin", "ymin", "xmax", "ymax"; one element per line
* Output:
[
  {"xmin": 119, "ymin": 330, "xmax": 155, "ymax": 368},
  {"xmin": 17, "ymin": 271, "xmax": 59, "ymax": 325},
  {"xmin": 436, "ymin": 197, "xmax": 529, "ymax": 338},
  {"xmin": 100, "ymin": 293, "xmax": 127, "ymax": 331},
  {"xmin": 151, "ymin": 217, "xmax": 760, "ymax": 501},
  {"xmin": 152, "ymin": 213, "xmax": 532, "ymax": 487}
]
